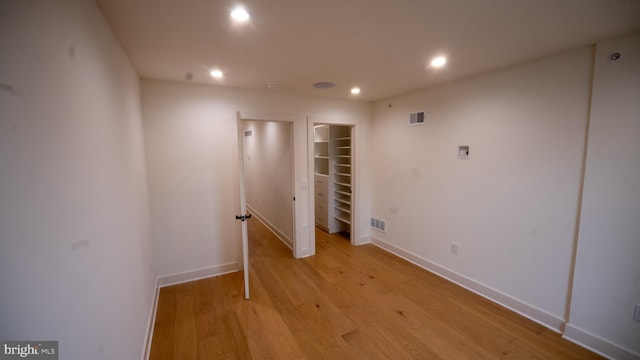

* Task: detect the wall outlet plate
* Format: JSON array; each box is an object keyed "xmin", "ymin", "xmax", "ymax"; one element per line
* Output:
[{"xmin": 458, "ymin": 145, "xmax": 470, "ymax": 160}]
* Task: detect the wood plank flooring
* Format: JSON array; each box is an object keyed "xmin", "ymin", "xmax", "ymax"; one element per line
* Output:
[{"xmin": 149, "ymin": 218, "xmax": 601, "ymax": 359}]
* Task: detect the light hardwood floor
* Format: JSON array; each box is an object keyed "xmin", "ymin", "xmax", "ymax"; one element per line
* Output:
[{"xmin": 149, "ymin": 218, "xmax": 601, "ymax": 359}]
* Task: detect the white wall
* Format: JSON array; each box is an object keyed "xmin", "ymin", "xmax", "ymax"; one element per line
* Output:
[
  {"xmin": 0, "ymin": 1, "xmax": 155, "ymax": 359},
  {"xmin": 141, "ymin": 79, "xmax": 371, "ymax": 280},
  {"xmin": 371, "ymin": 47, "xmax": 593, "ymax": 329},
  {"xmin": 242, "ymin": 120, "xmax": 294, "ymax": 247},
  {"xmin": 565, "ymin": 32, "xmax": 640, "ymax": 359}
]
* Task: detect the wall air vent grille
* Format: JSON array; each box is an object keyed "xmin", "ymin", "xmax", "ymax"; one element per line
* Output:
[
  {"xmin": 409, "ymin": 111, "xmax": 425, "ymax": 126},
  {"xmin": 370, "ymin": 217, "xmax": 386, "ymax": 233}
]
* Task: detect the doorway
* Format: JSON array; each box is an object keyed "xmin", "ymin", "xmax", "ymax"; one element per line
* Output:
[
  {"xmin": 241, "ymin": 119, "xmax": 295, "ymax": 254},
  {"xmin": 312, "ymin": 124, "xmax": 354, "ymax": 242}
]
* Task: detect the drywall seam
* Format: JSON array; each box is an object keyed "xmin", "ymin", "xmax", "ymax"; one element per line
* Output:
[
  {"xmin": 563, "ymin": 324, "xmax": 640, "ymax": 360},
  {"xmin": 370, "ymin": 236, "xmax": 565, "ymax": 332},
  {"xmin": 247, "ymin": 206, "xmax": 293, "ymax": 249},
  {"xmin": 157, "ymin": 262, "xmax": 238, "ymax": 287}
]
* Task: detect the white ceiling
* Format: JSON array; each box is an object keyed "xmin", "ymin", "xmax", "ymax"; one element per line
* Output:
[{"xmin": 97, "ymin": 0, "xmax": 640, "ymax": 101}]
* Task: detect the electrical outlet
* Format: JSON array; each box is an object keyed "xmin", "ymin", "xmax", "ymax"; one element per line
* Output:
[
  {"xmin": 302, "ymin": 224, "xmax": 308, "ymax": 234},
  {"xmin": 451, "ymin": 243, "xmax": 459, "ymax": 255},
  {"xmin": 634, "ymin": 304, "xmax": 640, "ymax": 322},
  {"xmin": 458, "ymin": 145, "xmax": 470, "ymax": 160}
]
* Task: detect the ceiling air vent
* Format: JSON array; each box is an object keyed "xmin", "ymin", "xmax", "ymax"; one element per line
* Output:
[{"xmin": 409, "ymin": 111, "xmax": 425, "ymax": 126}]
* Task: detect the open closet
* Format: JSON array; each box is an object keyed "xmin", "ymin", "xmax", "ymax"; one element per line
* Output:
[{"xmin": 313, "ymin": 125, "xmax": 353, "ymax": 238}]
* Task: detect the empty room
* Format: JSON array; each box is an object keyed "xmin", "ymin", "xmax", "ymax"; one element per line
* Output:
[{"xmin": 1, "ymin": 0, "xmax": 639, "ymax": 359}]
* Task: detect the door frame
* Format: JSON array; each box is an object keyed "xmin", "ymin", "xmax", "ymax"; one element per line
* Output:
[
  {"xmin": 307, "ymin": 116, "xmax": 360, "ymax": 252},
  {"xmin": 237, "ymin": 111, "xmax": 310, "ymax": 259}
]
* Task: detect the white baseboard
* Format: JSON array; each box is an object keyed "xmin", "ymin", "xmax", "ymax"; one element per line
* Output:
[
  {"xmin": 247, "ymin": 205, "xmax": 292, "ymax": 249},
  {"xmin": 563, "ymin": 324, "xmax": 640, "ymax": 360},
  {"xmin": 354, "ymin": 235, "xmax": 371, "ymax": 246},
  {"xmin": 157, "ymin": 262, "xmax": 238, "ymax": 288},
  {"xmin": 370, "ymin": 236, "xmax": 565, "ymax": 332},
  {"xmin": 142, "ymin": 280, "xmax": 160, "ymax": 360}
]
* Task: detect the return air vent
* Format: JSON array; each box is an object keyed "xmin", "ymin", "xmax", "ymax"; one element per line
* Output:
[
  {"xmin": 370, "ymin": 217, "xmax": 386, "ymax": 233},
  {"xmin": 409, "ymin": 111, "xmax": 425, "ymax": 126},
  {"xmin": 244, "ymin": 130, "xmax": 253, "ymax": 137}
]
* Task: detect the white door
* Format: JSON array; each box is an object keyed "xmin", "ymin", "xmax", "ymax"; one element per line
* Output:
[{"xmin": 236, "ymin": 112, "xmax": 250, "ymax": 299}]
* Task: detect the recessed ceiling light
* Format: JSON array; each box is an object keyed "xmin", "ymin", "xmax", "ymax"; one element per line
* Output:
[
  {"xmin": 210, "ymin": 69, "xmax": 224, "ymax": 78},
  {"xmin": 230, "ymin": 7, "xmax": 250, "ymax": 22},
  {"xmin": 350, "ymin": 87, "xmax": 361, "ymax": 95},
  {"xmin": 430, "ymin": 56, "xmax": 447, "ymax": 68},
  {"xmin": 313, "ymin": 82, "xmax": 336, "ymax": 89}
]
